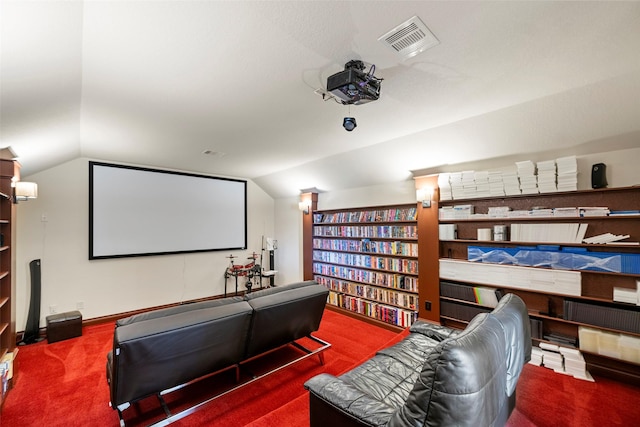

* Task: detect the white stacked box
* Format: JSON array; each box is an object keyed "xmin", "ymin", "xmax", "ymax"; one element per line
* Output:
[
  {"xmin": 537, "ymin": 159, "xmax": 557, "ymax": 193},
  {"xmin": 488, "ymin": 169, "xmax": 506, "ymax": 197},
  {"xmin": 462, "ymin": 170, "xmax": 477, "ymax": 198},
  {"xmin": 450, "ymin": 172, "xmax": 465, "ymax": 199},
  {"xmin": 516, "ymin": 160, "xmax": 538, "ymax": 194},
  {"xmin": 474, "ymin": 170, "xmax": 491, "ymax": 198},
  {"xmin": 438, "ymin": 173, "xmax": 452, "ymax": 201},
  {"xmin": 502, "ymin": 166, "xmax": 521, "ymax": 196},
  {"xmin": 556, "ymin": 155, "xmax": 578, "ymax": 192}
]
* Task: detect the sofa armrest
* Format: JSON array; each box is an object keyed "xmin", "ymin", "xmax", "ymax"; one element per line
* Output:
[
  {"xmin": 304, "ymin": 374, "xmax": 396, "ymax": 427},
  {"xmin": 409, "ymin": 320, "xmax": 460, "ymax": 342}
]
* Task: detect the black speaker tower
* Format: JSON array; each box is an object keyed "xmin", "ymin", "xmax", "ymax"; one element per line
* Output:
[{"xmin": 21, "ymin": 259, "xmax": 43, "ymax": 345}]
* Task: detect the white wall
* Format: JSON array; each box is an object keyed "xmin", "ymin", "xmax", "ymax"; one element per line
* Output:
[
  {"xmin": 14, "ymin": 147, "xmax": 640, "ymax": 331},
  {"xmin": 15, "ymin": 158, "xmax": 274, "ymax": 329},
  {"xmin": 273, "ymin": 196, "xmax": 304, "ymax": 286}
]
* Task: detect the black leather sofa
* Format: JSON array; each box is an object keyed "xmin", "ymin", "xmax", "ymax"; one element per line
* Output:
[
  {"xmin": 304, "ymin": 293, "xmax": 531, "ymax": 427},
  {"xmin": 106, "ymin": 280, "xmax": 329, "ymax": 424}
]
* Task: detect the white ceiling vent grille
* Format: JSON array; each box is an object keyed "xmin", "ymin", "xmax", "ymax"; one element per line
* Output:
[{"xmin": 378, "ymin": 16, "xmax": 439, "ymax": 59}]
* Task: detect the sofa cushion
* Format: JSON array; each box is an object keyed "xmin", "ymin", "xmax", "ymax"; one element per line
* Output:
[
  {"xmin": 110, "ymin": 301, "xmax": 253, "ymax": 406},
  {"xmin": 243, "ymin": 280, "xmax": 317, "ymax": 300},
  {"xmin": 244, "ymin": 282, "xmax": 328, "ymax": 358},
  {"xmin": 388, "ymin": 313, "xmax": 508, "ymax": 427},
  {"xmin": 116, "ymin": 296, "xmax": 245, "ymax": 326}
]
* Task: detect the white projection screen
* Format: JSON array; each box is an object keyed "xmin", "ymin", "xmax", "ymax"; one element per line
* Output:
[{"xmin": 89, "ymin": 162, "xmax": 247, "ymax": 259}]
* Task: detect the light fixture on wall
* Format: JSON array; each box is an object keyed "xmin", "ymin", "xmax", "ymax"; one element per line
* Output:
[
  {"xmin": 298, "ymin": 200, "xmax": 311, "ymax": 215},
  {"xmin": 416, "ymin": 187, "xmax": 433, "ymax": 208},
  {"xmin": 13, "ymin": 181, "xmax": 38, "ymax": 203}
]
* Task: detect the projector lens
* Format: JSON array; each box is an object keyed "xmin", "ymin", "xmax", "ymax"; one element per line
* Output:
[{"xmin": 343, "ymin": 117, "xmax": 357, "ymax": 131}]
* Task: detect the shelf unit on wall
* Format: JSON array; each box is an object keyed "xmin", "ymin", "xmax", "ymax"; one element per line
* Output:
[
  {"xmin": 438, "ymin": 186, "xmax": 640, "ymax": 382},
  {"xmin": 312, "ymin": 204, "xmax": 420, "ymax": 328},
  {"xmin": 0, "ymin": 158, "xmax": 17, "ymax": 408}
]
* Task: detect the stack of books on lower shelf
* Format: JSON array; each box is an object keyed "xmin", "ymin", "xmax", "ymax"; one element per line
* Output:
[
  {"xmin": 537, "ymin": 342, "xmax": 594, "ymax": 381},
  {"xmin": 613, "ymin": 280, "xmax": 640, "ymax": 305}
]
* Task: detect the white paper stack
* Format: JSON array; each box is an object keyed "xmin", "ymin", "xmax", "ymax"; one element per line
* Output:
[
  {"xmin": 488, "ymin": 206, "xmax": 511, "ymax": 218},
  {"xmin": 502, "ymin": 166, "xmax": 521, "ymax": 196},
  {"xmin": 488, "ymin": 170, "xmax": 506, "ymax": 197},
  {"xmin": 556, "ymin": 155, "xmax": 578, "ymax": 191},
  {"xmin": 553, "ymin": 207, "xmax": 580, "ymax": 217},
  {"xmin": 507, "ymin": 210, "xmax": 531, "ymax": 218},
  {"xmin": 529, "ymin": 208, "xmax": 554, "ymax": 218},
  {"xmin": 529, "ymin": 347, "xmax": 544, "ymax": 366},
  {"xmin": 462, "ymin": 170, "xmax": 477, "ymax": 198},
  {"xmin": 438, "ymin": 173, "xmax": 453, "ymax": 201},
  {"xmin": 583, "ymin": 233, "xmax": 631, "ymax": 244},
  {"xmin": 449, "ymin": 172, "xmax": 465, "ymax": 199},
  {"xmin": 474, "ymin": 170, "xmax": 491, "ymax": 198},
  {"xmin": 580, "ymin": 207, "xmax": 610, "ymax": 217},
  {"xmin": 438, "ymin": 224, "xmax": 457, "ymax": 240},
  {"xmin": 516, "ymin": 160, "xmax": 538, "ymax": 194},
  {"xmin": 439, "ymin": 205, "xmax": 475, "ymax": 220},
  {"xmin": 439, "ymin": 259, "xmax": 581, "ymax": 296},
  {"xmin": 560, "ymin": 347, "xmax": 594, "ymax": 381},
  {"xmin": 541, "ymin": 344, "xmax": 564, "ymax": 371},
  {"xmin": 510, "ymin": 223, "xmax": 586, "ymax": 243},
  {"xmin": 613, "ymin": 285, "xmax": 639, "ymax": 305},
  {"xmin": 536, "ymin": 159, "xmax": 557, "ymax": 193}
]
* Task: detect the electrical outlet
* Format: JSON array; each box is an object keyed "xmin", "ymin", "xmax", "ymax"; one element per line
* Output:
[
  {"xmin": 424, "ymin": 301, "xmax": 432, "ymax": 311},
  {"xmin": 49, "ymin": 305, "xmax": 58, "ymax": 314},
  {"xmin": 76, "ymin": 301, "xmax": 84, "ymax": 310}
]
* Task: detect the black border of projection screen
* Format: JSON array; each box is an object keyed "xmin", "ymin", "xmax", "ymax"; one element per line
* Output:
[{"xmin": 89, "ymin": 161, "xmax": 247, "ymax": 259}]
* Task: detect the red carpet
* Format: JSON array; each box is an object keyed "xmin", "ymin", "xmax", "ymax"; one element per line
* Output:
[
  {"xmin": 509, "ymin": 363, "xmax": 640, "ymax": 427},
  {"xmin": 3, "ymin": 310, "xmax": 640, "ymax": 426},
  {"xmin": 2, "ymin": 310, "xmax": 399, "ymax": 426}
]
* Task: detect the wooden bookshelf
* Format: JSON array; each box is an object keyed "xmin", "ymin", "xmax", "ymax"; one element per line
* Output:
[
  {"xmin": 0, "ymin": 159, "xmax": 17, "ymax": 410},
  {"xmin": 311, "ymin": 204, "xmax": 420, "ymax": 328},
  {"xmin": 438, "ymin": 186, "xmax": 640, "ymax": 382}
]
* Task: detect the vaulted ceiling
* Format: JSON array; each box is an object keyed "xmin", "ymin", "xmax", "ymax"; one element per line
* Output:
[{"xmin": 2, "ymin": 1, "xmax": 640, "ymax": 198}]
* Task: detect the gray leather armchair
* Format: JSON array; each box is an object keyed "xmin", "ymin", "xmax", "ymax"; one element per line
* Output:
[{"xmin": 305, "ymin": 293, "xmax": 531, "ymax": 427}]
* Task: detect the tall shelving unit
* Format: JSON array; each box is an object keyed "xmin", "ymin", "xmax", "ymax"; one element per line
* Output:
[
  {"xmin": 438, "ymin": 186, "xmax": 640, "ymax": 382},
  {"xmin": 0, "ymin": 158, "xmax": 16, "ymax": 408},
  {"xmin": 311, "ymin": 204, "xmax": 419, "ymax": 328}
]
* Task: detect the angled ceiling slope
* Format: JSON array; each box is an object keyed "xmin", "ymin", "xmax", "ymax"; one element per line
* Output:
[{"xmin": 1, "ymin": 1, "xmax": 639, "ymax": 198}]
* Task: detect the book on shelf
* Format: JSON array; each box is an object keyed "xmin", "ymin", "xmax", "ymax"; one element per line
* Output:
[
  {"xmin": 510, "ymin": 222, "xmax": 587, "ymax": 244},
  {"xmin": 609, "ymin": 210, "xmax": 640, "ymax": 216},
  {"xmin": 438, "ymin": 224, "xmax": 457, "ymax": 240},
  {"xmin": 579, "ymin": 207, "xmax": 610, "ymax": 217},
  {"xmin": 583, "ymin": 233, "xmax": 631, "ymax": 244},
  {"xmin": 565, "ymin": 300, "xmax": 640, "ymax": 334}
]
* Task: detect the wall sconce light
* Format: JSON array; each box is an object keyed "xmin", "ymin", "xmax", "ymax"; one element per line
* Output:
[
  {"xmin": 298, "ymin": 200, "xmax": 311, "ymax": 214},
  {"xmin": 416, "ymin": 187, "xmax": 433, "ymax": 208},
  {"xmin": 13, "ymin": 181, "xmax": 38, "ymax": 203}
]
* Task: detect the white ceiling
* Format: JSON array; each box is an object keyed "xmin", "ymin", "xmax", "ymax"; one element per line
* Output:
[{"xmin": 2, "ymin": 1, "xmax": 640, "ymax": 198}]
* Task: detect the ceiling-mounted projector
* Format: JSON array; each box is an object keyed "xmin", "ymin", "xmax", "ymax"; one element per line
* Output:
[{"xmin": 327, "ymin": 60, "xmax": 382, "ymax": 105}]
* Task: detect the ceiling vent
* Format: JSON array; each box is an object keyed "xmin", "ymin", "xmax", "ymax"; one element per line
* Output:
[{"xmin": 378, "ymin": 16, "xmax": 439, "ymax": 60}]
